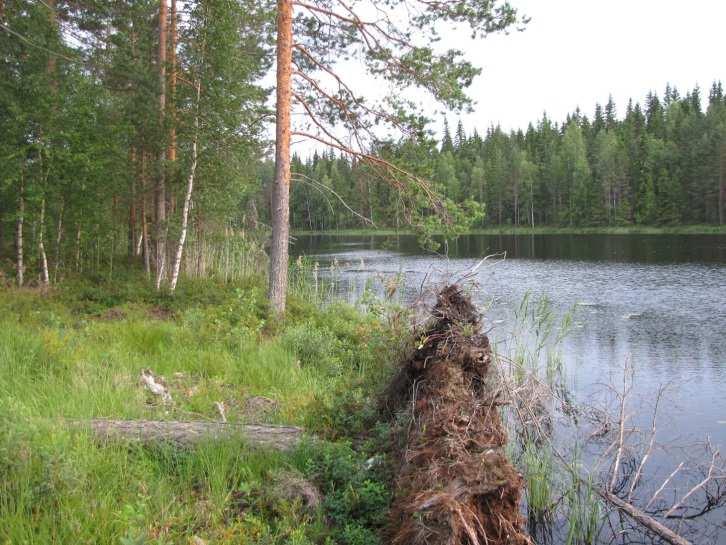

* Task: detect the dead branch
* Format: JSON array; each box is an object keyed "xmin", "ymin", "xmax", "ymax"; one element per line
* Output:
[
  {"xmin": 597, "ymin": 489, "xmax": 693, "ymax": 545},
  {"xmin": 627, "ymin": 385, "xmax": 665, "ymax": 502},
  {"xmin": 665, "ymin": 448, "xmax": 721, "ymax": 518},
  {"xmin": 646, "ymin": 462, "xmax": 685, "ymax": 511},
  {"xmin": 609, "ymin": 357, "xmax": 633, "ymax": 492}
]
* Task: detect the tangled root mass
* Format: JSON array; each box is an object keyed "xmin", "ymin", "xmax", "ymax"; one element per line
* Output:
[{"xmin": 384, "ymin": 285, "xmax": 531, "ymax": 545}]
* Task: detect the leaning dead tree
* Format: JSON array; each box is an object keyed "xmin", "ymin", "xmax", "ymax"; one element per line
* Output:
[{"xmin": 269, "ymin": 0, "xmax": 526, "ymax": 313}]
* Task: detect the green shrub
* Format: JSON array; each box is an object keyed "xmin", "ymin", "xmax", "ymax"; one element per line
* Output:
[
  {"xmin": 281, "ymin": 324, "xmax": 342, "ymax": 375},
  {"xmin": 303, "ymin": 440, "xmax": 392, "ymax": 545}
]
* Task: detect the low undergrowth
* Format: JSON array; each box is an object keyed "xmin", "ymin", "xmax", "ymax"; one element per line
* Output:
[{"xmin": 0, "ymin": 275, "xmax": 403, "ymax": 544}]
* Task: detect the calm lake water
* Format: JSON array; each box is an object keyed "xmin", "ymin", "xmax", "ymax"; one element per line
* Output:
[{"xmin": 295, "ymin": 233, "xmax": 726, "ymax": 542}]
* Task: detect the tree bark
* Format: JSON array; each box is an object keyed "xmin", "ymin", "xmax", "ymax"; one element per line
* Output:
[
  {"xmin": 74, "ymin": 223, "xmax": 81, "ymax": 272},
  {"xmin": 128, "ymin": 148, "xmax": 138, "ymax": 262},
  {"xmin": 155, "ymin": 0, "xmax": 168, "ymax": 290},
  {"xmin": 53, "ymin": 199, "xmax": 63, "ymax": 281},
  {"xmin": 141, "ymin": 151, "xmax": 151, "ymax": 278},
  {"xmin": 75, "ymin": 419, "xmax": 303, "ymax": 451},
  {"xmin": 38, "ymin": 198, "xmax": 50, "ymax": 288},
  {"xmin": 268, "ymin": 0, "xmax": 294, "ymax": 315},
  {"xmin": 170, "ymin": 81, "xmax": 200, "ymax": 293},
  {"xmin": 15, "ymin": 174, "xmax": 24, "ymax": 287},
  {"xmin": 46, "ymin": 0, "xmax": 57, "ymax": 91},
  {"xmin": 0, "ymin": 203, "xmax": 4, "ymax": 258},
  {"xmin": 168, "ymin": 0, "xmax": 177, "ymax": 164}
]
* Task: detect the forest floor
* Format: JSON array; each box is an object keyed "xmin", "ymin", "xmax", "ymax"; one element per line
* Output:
[
  {"xmin": 0, "ymin": 274, "xmax": 406, "ymax": 544},
  {"xmin": 295, "ymin": 224, "xmax": 726, "ymax": 236}
]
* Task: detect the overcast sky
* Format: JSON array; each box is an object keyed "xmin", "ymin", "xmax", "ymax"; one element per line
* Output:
[
  {"xmin": 446, "ymin": 0, "xmax": 725, "ymax": 134},
  {"xmin": 290, "ymin": 0, "xmax": 725, "ymax": 154}
]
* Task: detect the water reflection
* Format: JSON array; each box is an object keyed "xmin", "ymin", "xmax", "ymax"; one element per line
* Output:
[
  {"xmin": 296, "ymin": 233, "xmax": 726, "ymax": 264},
  {"xmin": 294, "ymin": 233, "xmax": 726, "ymax": 542}
]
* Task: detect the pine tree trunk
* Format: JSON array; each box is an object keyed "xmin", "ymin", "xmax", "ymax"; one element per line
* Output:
[
  {"xmin": 15, "ymin": 174, "xmax": 24, "ymax": 287},
  {"xmin": 38, "ymin": 198, "xmax": 50, "ymax": 289},
  {"xmin": 170, "ymin": 81, "xmax": 200, "ymax": 293},
  {"xmin": 75, "ymin": 223, "xmax": 81, "ymax": 272},
  {"xmin": 142, "ymin": 198, "xmax": 151, "ymax": 280},
  {"xmin": 168, "ymin": 0, "xmax": 177, "ymax": 164},
  {"xmin": 155, "ymin": 0, "xmax": 168, "ymax": 290},
  {"xmin": 129, "ymin": 187, "xmax": 137, "ymax": 261},
  {"xmin": 268, "ymin": 0, "xmax": 294, "ymax": 315},
  {"xmin": 129, "ymin": 148, "xmax": 137, "ymax": 262},
  {"xmin": 141, "ymin": 151, "xmax": 151, "ymax": 278},
  {"xmin": 54, "ymin": 199, "xmax": 63, "ymax": 281},
  {"xmin": 195, "ymin": 212, "xmax": 205, "ymax": 278}
]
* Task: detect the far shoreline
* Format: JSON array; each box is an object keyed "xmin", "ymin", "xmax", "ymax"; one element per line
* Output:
[{"xmin": 294, "ymin": 225, "xmax": 726, "ymax": 237}]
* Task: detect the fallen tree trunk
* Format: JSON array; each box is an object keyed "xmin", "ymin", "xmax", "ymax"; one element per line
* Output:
[
  {"xmin": 384, "ymin": 285, "xmax": 531, "ymax": 545},
  {"xmin": 74, "ymin": 419, "xmax": 304, "ymax": 451},
  {"xmin": 598, "ymin": 489, "xmax": 693, "ymax": 545}
]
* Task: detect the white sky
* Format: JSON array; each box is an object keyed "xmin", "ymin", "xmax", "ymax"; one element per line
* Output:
[
  {"xmin": 289, "ymin": 0, "xmax": 725, "ymax": 154},
  {"xmin": 444, "ymin": 0, "xmax": 725, "ymax": 134}
]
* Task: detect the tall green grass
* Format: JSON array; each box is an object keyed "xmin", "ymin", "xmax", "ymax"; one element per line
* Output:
[{"xmin": 0, "ymin": 277, "xmax": 399, "ymax": 544}]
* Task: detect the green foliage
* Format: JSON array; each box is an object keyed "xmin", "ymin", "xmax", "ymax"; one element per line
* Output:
[
  {"xmin": 303, "ymin": 441, "xmax": 392, "ymax": 545},
  {"xmin": 522, "ymin": 443, "xmax": 554, "ymax": 516},
  {"xmin": 282, "ymin": 82, "xmax": 726, "ymax": 235},
  {"xmin": 0, "ymin": 278, "xmax": 398, "ymax": 544}
]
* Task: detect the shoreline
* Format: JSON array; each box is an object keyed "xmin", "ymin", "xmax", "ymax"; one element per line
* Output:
[{"xmin": 294, "ymin": 225, "xmax": 726, "ymax": 237}]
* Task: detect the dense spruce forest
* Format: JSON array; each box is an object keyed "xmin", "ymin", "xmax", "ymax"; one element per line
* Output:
[{"xmin": 286, "ymin": 85, "xmax": 726, "ymax": 231}]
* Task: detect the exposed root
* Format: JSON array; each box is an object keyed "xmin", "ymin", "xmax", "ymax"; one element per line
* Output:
[{"xmin": 385, "ymin": 285, "xmax": 531, "ymax": 545}]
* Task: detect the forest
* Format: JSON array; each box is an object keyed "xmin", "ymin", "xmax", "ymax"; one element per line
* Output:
[
  {"xmin": 3, "ymin": 1, "xmax": 725, "ymax": 298},
  {"xmin": 1, "ymin": 0, "xmax": 271, "ymax": 292},
  {"xmin": 2, "ymin": 1, "xmax": 726, "ymax": 544},
  {"xmin": 286, "ymin": 86, "xmax": 726, "ymax": 231}
]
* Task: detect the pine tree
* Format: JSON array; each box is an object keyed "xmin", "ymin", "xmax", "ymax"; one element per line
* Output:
[
  {"xmin": 441, "ymin": 118, "xmax": 455, "ymax": 153},
  {"xmin": 454, "ymin": 119, "xmax": 467, "ymax": 150},
  {"xmin": 605, "ymin": 95, "xmax": 617, "ymax": 129}
]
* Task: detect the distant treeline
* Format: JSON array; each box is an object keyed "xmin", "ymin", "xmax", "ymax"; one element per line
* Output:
[{"xmin": 285, "ymin": 83, "xmax": 726, "ymax": 230}]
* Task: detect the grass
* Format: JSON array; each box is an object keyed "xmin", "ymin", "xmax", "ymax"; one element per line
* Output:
[
  {"xmin": 0, "ymin": 274, "xmax": 403, "ymax": 544},
  {"xmin": 294, "ymin": 224, "xmax": 726, "ymax": 237}
]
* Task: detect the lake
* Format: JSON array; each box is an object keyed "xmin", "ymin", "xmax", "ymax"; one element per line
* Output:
[{"xmin": 294, "ymin": 232, "xmax": 726, "ymax": 543}]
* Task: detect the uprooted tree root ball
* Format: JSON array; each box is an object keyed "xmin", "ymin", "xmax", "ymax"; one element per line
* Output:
[{"xmin": 384, "ymin": 285, "xmax": 531, "ymax": 545}]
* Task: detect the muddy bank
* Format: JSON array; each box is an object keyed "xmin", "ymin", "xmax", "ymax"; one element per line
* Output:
[{"xmin": 384, "ymin": 285, "xmax": 530, "ymax": 545}]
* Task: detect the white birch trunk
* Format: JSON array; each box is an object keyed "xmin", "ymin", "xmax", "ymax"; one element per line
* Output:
[
  {"xmin": 170, "ymin": 81, "xmax": 201, "ymax": 293},
  {"xmin": 16, "ymin": 174, "xmax": 24, "ymax": 287},
  {"xmin": 38, "ymin": 198, "xmax": 50, "ymax": 288}
]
